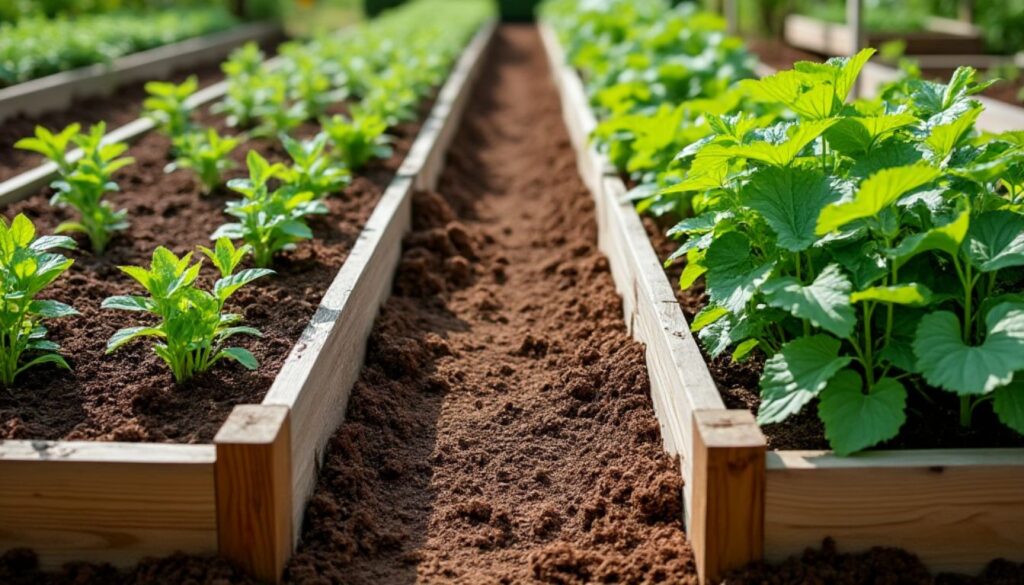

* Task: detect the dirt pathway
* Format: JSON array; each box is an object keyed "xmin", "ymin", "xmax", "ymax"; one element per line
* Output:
[{"xmin": 282, "ymin": 24, "xmax": 695, "ymax": 584}]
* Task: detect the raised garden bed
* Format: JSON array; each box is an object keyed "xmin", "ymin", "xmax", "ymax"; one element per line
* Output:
[
  {"xmin": 539, "ymin": 20, "xmax": 1024, "ymax": 585},
  {"xmin": 0, "ymin": 22, "xmax": 282, "ymax": 125},
  {"xmin": 0, "ymin": 19, "xmax": 494, "ymax": 583},
  {"xmin": 784, "ymin": 13, "xmax": 984, "ymax": 56}
]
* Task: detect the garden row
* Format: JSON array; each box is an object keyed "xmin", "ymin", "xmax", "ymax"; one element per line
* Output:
[
  {"xmin": 540, "ymin": 0, "xmax": 1024, "ymax": 581},
  {"xmin": 0, "ymin": 1, "xmax": 493, "ymax": 580}
]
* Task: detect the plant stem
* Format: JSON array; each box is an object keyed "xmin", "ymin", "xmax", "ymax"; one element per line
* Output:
[{"xmin": 862, "ymin": 302, "xmax": 875, "ymax": 386}]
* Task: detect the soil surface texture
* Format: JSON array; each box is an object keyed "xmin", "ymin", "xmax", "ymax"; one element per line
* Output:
[{"xmin": 0, "ymin": 76, "xmax": 428, "ymax": 443}]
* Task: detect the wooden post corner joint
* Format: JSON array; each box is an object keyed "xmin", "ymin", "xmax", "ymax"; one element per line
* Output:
[
  {"xmin": 691, "ymin": 409, "xmax": 767, "ymax": 584},
  {"xmin": 215, "ymin": 404, "xmax": 293, "ymax": 584}
]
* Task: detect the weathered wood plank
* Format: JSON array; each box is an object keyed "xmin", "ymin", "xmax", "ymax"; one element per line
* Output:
[
  {"xmin": 215, "ymin": 405, "xmax": 292, "ymax": 584},
  {"xmin": 765, "ymin": 449, "xmax": 1024, "ymax": 573},
  {"xmin": 691, "ymin": 410, "xmax": 766, "ymax": 585},
  {"xmin": 0, "ymin": 441, "xmax": 216, "ymax": 569}
]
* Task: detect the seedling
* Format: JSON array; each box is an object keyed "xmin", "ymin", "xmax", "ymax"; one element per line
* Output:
[
  {"xmin": 144, "ymin": 76, "xmax": 199, "ymax": 138},
  {"xmin": 321, "ymin": 111, "xmax": 392, "ymax": 171},
  {"xmin": 16, "ymin": 122, "xmax": 133, "ymax": 254},
  {"xmin": 167, "ymin": 128, "xmax": 241, "ymax": 193},
  {"xmin": 103, "ymin": 238, "xmax": 273, "ymax": 384},
  {"xmin": 278, "ymin": 132, "xmax": 351, "ymax": 199},
  {"xmin": 0, "ymin": 214, "xmax": 77, "ymax": 387},
  {"xmin": 213, "ymin": 151, "xmax": 327, "ymax": 267}
]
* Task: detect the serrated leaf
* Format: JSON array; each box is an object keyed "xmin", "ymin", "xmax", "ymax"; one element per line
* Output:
[
  {"xmin": 962, "ymin": 210, "xmax": 1024, "ymax": 272},
  {"xmin": 732, "ymin": 119, "xmax": 839, "ymax": 167},
  {"xmin": 763, "ymin": 264, "xmax": 855, "ymax": 338},
  {"xmin": 850, "ymin": 283, "xmax": 932, "ymax": 306},
  {"xmin": 743, "ymin": 166, "xmax": 837, "ymax": 251},
  {"xmin": 819, "ymin": 370, "xmax": 906, "ymax": 455},
  {"xmin": 825, "ymin": 113, "xmax": 918, "ymax": 156},
  {"xmin": 817, "ymin": 164, "xmax": 941, "ymax": 234},
  {"xmin": 705, "ymin": 232, "xmax": 775, "ymax": 313},
  {"xmin": 914, "ymin": 303, "xmax": 1024, "ymax": 395},
  {"xmin": 758, "ymin": 335, "xmax": 852, "ymax": 424}
]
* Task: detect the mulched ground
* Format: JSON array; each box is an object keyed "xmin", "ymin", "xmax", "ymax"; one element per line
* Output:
[{"xmin": 0, "ymin": 72, "xmax": 428, "ymax": 444}]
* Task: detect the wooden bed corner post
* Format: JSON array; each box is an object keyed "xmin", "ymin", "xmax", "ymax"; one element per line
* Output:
[
  {"xmin": 215, "ymin": 404, "xmax": 293, "ymax": 584},
  {"xmin": 691, "ymin": 409, "xmax": 766, "ymax": 584}
]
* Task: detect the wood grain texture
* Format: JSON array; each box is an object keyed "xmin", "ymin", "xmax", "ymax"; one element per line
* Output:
[
  {"xmin": 261, "ymin": 23, "xmax": 496, "ymax": 541},
  {"xmin": 0, "ymin": 440, "xmax": 216, "ymax": 569},
  {"xmin": 765, "ymin": 448, "xmax": 1024, "ymax": 573},
  {"xmin": 691, "ymin": 410, "xmax": 766, "ymax": 585},
  {"xmin": 215, "ymin": 405, "xmax": 292, "ymax": 584}
]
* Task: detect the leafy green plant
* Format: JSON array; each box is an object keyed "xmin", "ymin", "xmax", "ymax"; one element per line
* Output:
[
  {"xmin": 167, "ymin": 128, "xmax": 241, "ymax": 193},
  {"xmin": 213, "ymin": 151, "xmax": 327, "ymax": 268},
  {"xmin": 103, "ymin": 238, "xmax": 273, "ymax": 384},
  {"xmin": 664, "ymin": 57, "xmax": 1024, "ymax": 453},
  {"xmin": 253, "ymin": 73, "xmax": 307, "ymax": 137},
  {"xmin": 321, "ymin": 111, "xmax": 392, "ymax": 171},
  {"xmin": 278, "ymin": 133, "xmax": 351, "ymax": 199},
  {"xmin": 546, "ymin": 0, "xmax": 1024, "ymax": 453},
  {"xmin": 16, "ymin": 122, "xmax": 133, "ymax": 254},
  {"xmin": 144, "ymin": 75, "xmax": 199, "ymax": 138},
  {"xmin": 0, "ymin": 214, "xmax": 77, "ymax": 387}
]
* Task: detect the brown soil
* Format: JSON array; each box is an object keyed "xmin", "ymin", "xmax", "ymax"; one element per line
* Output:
[{"xmin": 0, "ymin": 80, "xmax": 429, "ymax": 443}]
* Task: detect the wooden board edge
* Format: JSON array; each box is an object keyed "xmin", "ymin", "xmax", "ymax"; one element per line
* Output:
[
  {"xmin": 764, "ymin": 448, "xmax": 1024, "ymax": 574},
  {"xmin": 691, "ymin": 410, "xmax": 766, "ymax": 584},
  {"xmin": 0, "ymin": 22, "xmax": 282, "ymax": 124},
  {"xmin": 0, "ymin": 440, "xmax": 217, "ymax": 569},
  {"xmin": 257, "ymin": 22, "xmax": 493, "ymax": 545}
]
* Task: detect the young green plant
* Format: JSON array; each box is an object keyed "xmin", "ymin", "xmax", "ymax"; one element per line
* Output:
[
  {"xmin": 213, "ymin": 151, "xmax": 327, "ymax": 267},
  {"xmin": 167, "ymin": 128, "xmax": 241, "ymax": 193},
  {"xmin": 321, "ymin": 111, "xmax": 392, "ymax": 171},
  {"xmin": 0, "ymin": 214, "xmax": 78, "ymax": 387},
  {"xmin": 103, "ymin": 238, "xmax": 273, "ymax": 384}
]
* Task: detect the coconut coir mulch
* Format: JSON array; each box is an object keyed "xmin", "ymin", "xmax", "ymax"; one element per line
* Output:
[{"xmin": 1, "ymin": 24, "xmax": 1021, "ymax": 585}]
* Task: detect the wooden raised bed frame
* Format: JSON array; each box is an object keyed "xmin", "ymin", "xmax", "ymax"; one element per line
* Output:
[
  {"xmin": 539, "ymin": 23, "xmax": 1024, "ymax": 585},
  {"xmin": 0, "ymin": 21, "xmax": 495, "ymax": 583},
  {"xmin": 784, "ymin": 13, "xmax": 984, "ymax": 56}
]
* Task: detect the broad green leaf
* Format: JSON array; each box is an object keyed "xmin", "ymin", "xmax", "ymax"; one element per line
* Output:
[
  {"xmin": 817, "ymin": 165, "xmax": 941, "ymax": 234},
  {"xmin": 758, "ymin": 335, "xmax": 852, "ymax": 424},
  {"xmin": 743, "ymin": 166, "xmax": 837, "ymax": 251},
  {"xmin": 819, "ymin": 370, "xmax": 907, "ymax": 455},
  {"xmin": 993, "ymin": 379, "xmax": 1024, "ymax": 434},
  {"xmin": 29, "ymin": 300, "xmax": 79, "ymax": 318},
  {"xmin": 10, "ymin": 214, "xmax": 35, "ymax": 246},
  {"xmin": 923, "ymin": 103, "xmax": 981, "ymax": 163},
  {"xmin": 214, "ymin": 268, "xmax": 274, "ymax": 301},
  {"xmin": 679, "ymin": 248, "xmax": 707, "ymax": 289},
  {"xmin": 825, "ymin": 113, "xmax": 917, "ymax": 156},
  {"xmin": 914, "ymin": 303, "xmax": 1024, "ymax": 395},
  {"xmin": 691, "ymin": 305, "xmax": 728, "ymax": 332},
  {"xmin": 14, "ymin": 353, "xmax": 70, "ymax": 375},
  {"xmin": 218, "ymin": 347, "xmax": 259, "ymax": 370},
  {"xmin": 963, "ymin": 210, "xmax": 1024, "ymax": 272},
  {"xmin": 704, "ymin": 232, "xmax": 775, "ymax": 313},
  {"xmin": 763, "ymin": 264, "xmax": 856, "ymax": 338},
  {"xmin": 732, "ymin": 119, "xmax": 839, "ymax": 167},
  {"xmin": 850, "ymin": 283, "xmax": 932, "ymax": 306},
  {"xmin": 890, "ymin": 209, "xmax": 969, "ymax": 267},
  {"xmin": 101, "ymin": 295, "xmax": 153, "ymax": 312},
  {"xmin": 106, "ymin": 326, "xmax": 163, "ymax": 353},
  {"xmin": 732, "ymin": 339, "xmax": 760, "ymax": 362}
]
